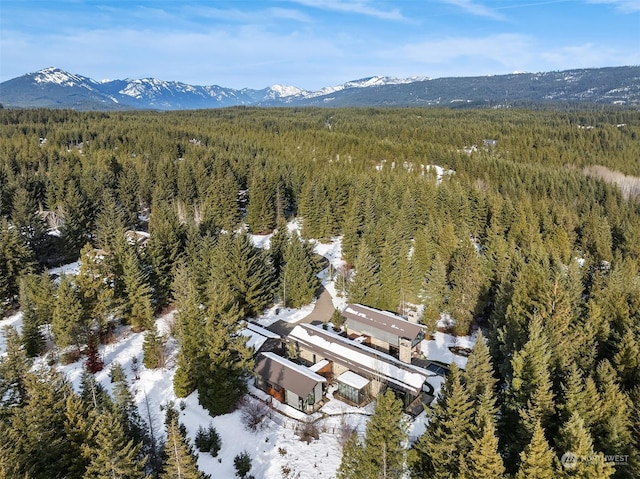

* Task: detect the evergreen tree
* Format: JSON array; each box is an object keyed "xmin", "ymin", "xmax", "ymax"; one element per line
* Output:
[
  {"xmin": 448, "ymin": 239, "xmax": 484, "ymax": 335},
  {"xmin": 19, "ymin": 276, "xmax": 46, "ymax": 357},
  {"xmin": 63, "ymin": 392, "xmax": 94, "ymax": 479},
  {"xmin": 147, "ymin": 199, "xmax": 183, "ymax": 310},
  {"xmin": 557, "ymin": 412, "xmax": 614, "ymax": 479},
  {"xmin": 11, "ymin": 185, "xmax": 50, "ymax": 264},
  {"xmin": 143, "ymin": 323, "xmax": 165, "ymax": 369},
  {"xmin": 161, "ymin": 417, "xmax": 207, "ymax": 479},
  {"xmin": 121, "ymin": 248, "xmax": 154, "ymax": 332},
  {"xmin": 75, "ymin": 244, "xmax": 116, "ymax": 338},
  {"xmin": 348, "ymin": 240, "xmax": 380, "ymax": 308},
  {"xmin": 515, "ymin": 421, "xmax": 558, "ymax": 479},
  {"xmin": 0, "ymin": 217, "xmax": 35, "ymax": 310},
  {"xmin": 61, "ymin": 181, "xmax": 92, "ymax": 260},
  {"xmin": 467, "ymin": 417, "xmax": 505, "ymax": 479},
  {"xmin": 337, "ymin": 432, "xmax": 371, "ymax": 479},
  {"xmin": 421, "ymin": 253, "xmax": 448, "ymax": 333},
  {"xmin": 211, "ymin": 232, "xmax": 273, "ymax": 317},
  {"xmin": 410, "ymin": 364, "xmax": 474, "ymax": 479},
  {"xmin": 172, "ymin": 268, "xmax": 206, "ymax": 398},
  {"xmin": 269, "ymin": 215, "xmax": 289, "ymax": 283},
  {"xmin": 502, "ymin": 315, "xmax": 555, "ymax": 468},
  {"xmin": 281, "ymin": 231, "xmax": 319, "ymax": 307},
  {"xmin": 52, "ymin": 275, "xmax": 88, "ymax": 353},
  {"xmin": 83, "ymin": 409, "xmax": 147, "ymax": 479},
  {"xmin": 0, "ymin": 369, "xmax": 73, "ymax": 478},
  {"xmin": 0, "ymin": 325, "xmax": 31, "ymax": 409},
  {"xmin": 361, "ymin": 389, "xmax": 408, "ymax": 479},
  {"xmin": 198, "ymin": 282, "xmax": 254, "ymax": 416},
  {"xmin": 246, "ymin": 169, "xmax": 275, "ymax": 234}
]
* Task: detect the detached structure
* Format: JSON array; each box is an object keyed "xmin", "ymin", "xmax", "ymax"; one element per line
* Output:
[
  {"xmin": 254, "ymin": 352, "xmax": 326, "ymax": 413},
  {"xmin": 341, "ymin": 304, "xmax": 424, "ymax": 363},
  {"xmin": 288, "ymin": 324, "xmax": 430, "ymax": 410}
]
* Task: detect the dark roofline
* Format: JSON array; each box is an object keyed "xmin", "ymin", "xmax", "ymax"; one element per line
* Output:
[
  {"xmin": 254, "ymin": 352, "xmax": 325, "ymax": 398},
  {"xmin": 343, "ymin": 304, "xmax": 423, "ymax": 340}
]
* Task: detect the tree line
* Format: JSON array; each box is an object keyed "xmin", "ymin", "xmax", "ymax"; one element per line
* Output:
[{"xmin": 0, "ymin": 106, "xmax": 639, "ymax": 478}]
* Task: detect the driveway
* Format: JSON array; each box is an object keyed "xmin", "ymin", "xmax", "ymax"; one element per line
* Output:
[{"xmin": 266, "ymin": 283, "xmax": 335, "ymax": 337}]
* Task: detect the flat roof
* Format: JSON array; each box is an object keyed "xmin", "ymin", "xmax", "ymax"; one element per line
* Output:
[
  {"xmin": 255, "ymin": 352, "xmax": 326, "ymax": 398},
  {"xmin": 337, "ymin": 371, "xmax": 370, "ymax": 390},
  {"xmin": 288, "ymin": 324, "xmax": 428, "ymax": 395},
  {"xmin": 343, "ymin": 304, "xmax": 423, "ymax": 340}
]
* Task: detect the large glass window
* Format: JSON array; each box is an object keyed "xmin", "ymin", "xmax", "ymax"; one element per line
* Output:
[{"xmin": 338, "ymin": 381, "xmax": 362, "ymax": 404}]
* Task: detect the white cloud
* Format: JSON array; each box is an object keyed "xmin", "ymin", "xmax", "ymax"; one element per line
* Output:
[
  {"xmin": 440, "ymin": 0, "xmax": 506, "ymax": 20},
  {"xmin": 288, "ymin": 0, "xmax": 407, "ymax": 21},
  {"xmin": 586, "ymin": 0, "xmax": 640, "ymax": 13}
]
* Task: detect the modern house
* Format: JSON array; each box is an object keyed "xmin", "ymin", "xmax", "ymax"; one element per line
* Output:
[
  {"xmin": 287, "ymin": 323, "xmax": 431, "ymax": 410},
  {"xmin": 341, "ymin": 304, "xmax": 424, "ymax": 363},
  {"xmin": 254, "ymin": 352, "xmax": 326, "ymax": 413}
]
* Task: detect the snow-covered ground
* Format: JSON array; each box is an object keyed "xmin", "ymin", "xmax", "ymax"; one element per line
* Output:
[{"xmin": 0, "ymin": 222, "xmax": 479, "ymax": 478}]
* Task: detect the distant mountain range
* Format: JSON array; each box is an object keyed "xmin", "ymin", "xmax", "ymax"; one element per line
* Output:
[{"xmin": 1, "ymin": 66, "xmax": 639, "ymax": 110}]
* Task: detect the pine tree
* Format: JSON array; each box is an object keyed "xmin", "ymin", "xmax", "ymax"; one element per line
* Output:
[
  {"xmin": 19, "ymin": 276, "xmax": 46, "ymax": 357},
  {"xmin": 75, "ymin": 244, "xmax": 116, "ymax": 338},
  {"xmin": 613, "ymin": 328, "xmax": 640, "ymax": 391},
  {"xmin": 269, "ymin": 215, "xmax": 289, "ymax": 284},
  {"xmin": 0, "ymin": 325, "xmax": 31, "ymax": 409},
  {"xmin": 83, "ymin": 410, "xmax": 147, "ymax": 479},
  {"xmin": 448, "ymin": 239, "xmax": 484, "ymax": 335},
  {"xmin": 0, "ymin": 217, "xmax": 35, "ymax": 310},
  {"xmin": 502, "ymin": 315, "xmax": 555, "ymax": 468},
  {"xmin": 121, "ymin": 248, "xmax": 154, "ymax": 332},
  {"xmin": 61, "ymin": 180, "xmax": 92, "ymax": 260},
  {"xmin": 348, "ymin": 240, "xmax": 380, "ymax": 308},
  {"xmin": 421, "ymin": 253, "xmax": 448, "ymax": 333},
  {"xmin": 515, "ymin": 421, "xmax": 557, "ymax": 479},
  {"xmin": 0, "ymin": 369, "xmax": 73, "ymax": 478},
  {"xmin": 63, "ymin": 392, "xmax": 94, "ymax": 479},
  {"xmin": 211, "ymin": 232, "xmax": 273, "ymax": 317},
  {"xmin": 147, "ymin": 199, "xmax": 183, "ymax": 310},
  {"xmin": 246, "ymin": 169, "xmax": 275, "ymax": 234},
  {"xmin": 198, "ymin": 282, "xmax": 254, "ymax": 416},
  {"xmin": 281, "ymin": 231, "xmax": 319, "ymax": 307},
  {"xmin": 410, "ymin": 364, "xmax": 474, "ymax": 479},
  {"xmin": 361, "ymin": 389, "xmax": 408, "ymax": 479},
  {"xmin": 161, "ymin": 417, "xmax": 207, "ymax": 479},
  {"xmin": 143, "ymin": 323, "xmax": 165, "ymax": 369},
  {"xmin": 172, "ymin": 268, "xmax": 206, "ymax": 398},
  {"xmin": 52, "ymin": 275, "xmax": 88, "ymax": 353},
  {"xmin": 467, "ymin": 417, "xmax": 505, "ymax": 479},
  {"xmin": 337, "ymin": 432, "xmax": 372, "ymax": 479},
  {"xmin": 557, "ymin": 412, "xmax": 614, "ymax": 479}
]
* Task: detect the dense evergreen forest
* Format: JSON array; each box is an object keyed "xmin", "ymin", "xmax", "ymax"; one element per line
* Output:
[{"xmin": 0, "ymin": 106, "xmax": 639, "ymax": 478}]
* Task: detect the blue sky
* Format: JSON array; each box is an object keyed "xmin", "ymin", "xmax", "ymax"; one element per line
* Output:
[{"xmin": 1, "ymin": 0, "xmax": 638, "ymax": 90}]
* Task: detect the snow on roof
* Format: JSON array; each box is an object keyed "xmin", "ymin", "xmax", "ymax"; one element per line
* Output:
[
  {"xmin": 337, "ymin": 371, "xmax": 370, "ymax": 390},
  {"xmin": 343, "ymin": 304, "xmax": 423, "ymax": 339},
  {"xmin": 241, "ymin": 328, "xmax": 268, "ymax": 352},
  {"xmin": 246, "ymin": 322, "xmax": 281, "ymax": 339},
  {"xmin": 289, "ymin": 324, "xmax": 428, "ymax": 395},
  {"xmin": 308, "ymin": 359, "xmax": 330, "ymax": 372}
]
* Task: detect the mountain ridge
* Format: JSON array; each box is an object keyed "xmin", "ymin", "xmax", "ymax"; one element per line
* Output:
[{"xmin": 1, "ymin": 65, "xmax": 638, "ymax": 110}]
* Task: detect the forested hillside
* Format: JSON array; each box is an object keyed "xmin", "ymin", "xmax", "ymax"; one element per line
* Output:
[{"xmin": 1, "ymin": 106, "xmax": 639, "ymax": 478}]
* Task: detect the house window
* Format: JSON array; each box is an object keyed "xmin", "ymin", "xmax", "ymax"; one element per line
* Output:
[{"xmin": 338, "ymin": 382, "xmax": 362, "ymax": 404}]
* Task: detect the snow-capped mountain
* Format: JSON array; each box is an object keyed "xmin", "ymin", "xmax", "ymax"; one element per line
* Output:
[{"xmin": 1, "ymin": 66, "xmax": 638, "ymax": 110}]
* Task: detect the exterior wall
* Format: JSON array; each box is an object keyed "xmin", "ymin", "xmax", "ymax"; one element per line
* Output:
[
  {"xmin": 347, "ymin": 323, "xmax": 399, "ymax": 349},
  {"xmin": 332, "ymin": 361, "xmax": 350, "ymax": 377},
  {"xmin": 285, "ymin": 390, "xmax": 300, "ymax": 409},
  {"xmin": 313, "ymin": 383, "xmax": 323, "ymax": 406},
  {"xmin": 299, "ymin": 347, "xmax": 317, "ymax": 365},
  {"xmin": 399, "ymin": 338, "xmax": 412, "ymax": 363}
]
